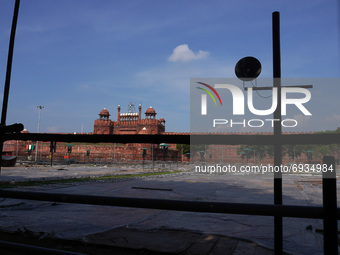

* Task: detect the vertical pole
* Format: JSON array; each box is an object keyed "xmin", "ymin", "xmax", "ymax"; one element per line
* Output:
[
  {"xmin": 322, "ymin": 156, "xmax": 338, "ymax": 255},
  {"xmin": 0, "ymin": 0, "xmax": 21, "ymax": 173},
  {"xmin": 50, "ymin": 141, "xmax": 56, "ymax": 167},
  {"xmin": 152, "ymin": 143, "xmax": 154, "ymax": 171},
  {"xmin": 35, "ymin": 106, "xmax": 43, "ymax": 162},
  {"xmin": 50, "ymin": 142, "xmax": 53, "ymax": 167},
  {"xmin": 272, "ymin": 11, "xmax": 283, "ymax": 255},
  {"xmin": 0, "ymin": 0, "xmax": 20, "ymax": 126}
]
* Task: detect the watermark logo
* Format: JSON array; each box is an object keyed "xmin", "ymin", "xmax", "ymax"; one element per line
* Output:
[
  {"xmin": 194, "ymin": 80, "xmax": 312, "ymax": 129},
  {"xmin": 196, "ymin": 82, "xmax": 223, "ymax": 115},
  {"xmin": 198, "ymin": 83, "xmax": 311, "ymax": 116}
]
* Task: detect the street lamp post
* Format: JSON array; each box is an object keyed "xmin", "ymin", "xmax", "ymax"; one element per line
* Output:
[
  {"xmin": 35, "ymin": 106, "xmax": 44, "ymax": 162},
  {"xmin": 141, "ymin": 148, "xmax": 147, "ymax": 170},
  {"xmin": 199, "ymin": 150, "xmax": 206, "ymax": 163},
  {"xmin": 305, "ymin": 150, "xmax": 313, "ymax": 164},
  {"xmin": 243, "ymin": 148, "xmax": 252, "ymax": 164},
  {"xmin": 160, "ymin": 143, "xmax": 169, "ymax": 161},
  {"xmin": 160, "ymin": 143, "xmax": 169, "ymax": 171},
  {"xmin": 240, "ymin": 151, "xmax": 246, "ymax": 163}
]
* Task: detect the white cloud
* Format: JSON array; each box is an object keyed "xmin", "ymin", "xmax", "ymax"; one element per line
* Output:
[
  {"xmin": 77, "ymin": 83, "xmax": 91, "ymax": 90},
  {"xmin": 168, "ymin": 44, "xmax": 209, "ymax": 63},
  {"xmin": 46, "ymin": 126, "xmax": 59, "ymax": 133},
  {"xmin": 325, "ymin": 114, "xmax": 340, "ymax": 123},
  {"xmin": 284, "ymin": 114, "xmax": 313, "ymax": 132}
]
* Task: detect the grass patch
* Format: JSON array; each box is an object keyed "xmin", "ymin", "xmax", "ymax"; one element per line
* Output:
[{"xmin": 0, "ymin": 171, "xmax": 182, "ymax": 189}]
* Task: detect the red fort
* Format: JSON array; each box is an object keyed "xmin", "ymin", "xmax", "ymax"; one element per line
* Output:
[
  {"xmin": 2, "ymin": 103, "xmax": 320, "ymax": 164},
  {"xmin": 94, "ymin": 104, "xmax": 165, "ymax": 135}
]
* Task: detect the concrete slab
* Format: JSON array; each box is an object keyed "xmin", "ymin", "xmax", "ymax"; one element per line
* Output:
[
  {"xmin": 209, "ymin": 237, "xmax": 238, "ymax": 255},
  {"xmin": 233, "ymin": 240, "xmax": 257, "ymax": 255},
  {"xmin": 184, "ymin": 234, "xmax": 219, "ymax": 255},
  {"xmin": 85, "ymin": 227, "xmax": 198, "ymax": 253}
]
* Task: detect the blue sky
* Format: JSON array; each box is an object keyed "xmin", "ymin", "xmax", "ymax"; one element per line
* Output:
[{"xmin": 0, "ymin": 0, "xmax": 339, "ymax": 133}]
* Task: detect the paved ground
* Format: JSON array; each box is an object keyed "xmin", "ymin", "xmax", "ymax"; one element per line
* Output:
[
  {"xmin": 0, "ymin": 164, "xmax": 338, "ymax": 254},
  {"xmin": 0, "ymin": 164, "xmax": 159, "ymax": 182}
]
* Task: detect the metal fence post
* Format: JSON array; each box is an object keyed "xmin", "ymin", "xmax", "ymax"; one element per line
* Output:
[
  {"xmin": 273, "ymin": 11, "xmax": 283, "ymax": 254},
  {"xmin": 322, "ymin": 156, "xmax": 338, "ymax": 255}
]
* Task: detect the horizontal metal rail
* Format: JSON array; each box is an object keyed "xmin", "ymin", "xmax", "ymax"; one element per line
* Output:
[
  {"xmin": 244, "ymin": 85, "xmax": 313, "ymax": 91},
  {"xmin": 0, "ymin": 189, "xmax": 338, "ymax": 220},
  {"xmin": 4, "ymin": 133, "xmax": 190, "ymax": 144},
  {"xmin": 4, "ymin": 132, "xmax": 340, "ymax": 145}
]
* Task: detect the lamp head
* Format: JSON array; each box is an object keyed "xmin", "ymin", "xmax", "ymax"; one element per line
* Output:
[{"xmin": 235, "ymin": 56, "xmax": 262, "ymax": 81}]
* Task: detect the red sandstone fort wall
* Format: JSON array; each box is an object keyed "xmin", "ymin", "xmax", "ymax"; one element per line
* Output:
[
  {"xmin": 1, "ymin": 104, "xmax": 320, "ymax": 164},
  {"xmin": 3, "ymin": 131, "xmax": 319, "ymax": 164}
]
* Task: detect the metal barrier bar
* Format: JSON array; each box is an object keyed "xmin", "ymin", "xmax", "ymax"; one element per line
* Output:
[
  {"xmin": 244, "ymin": 85, "xmax": 313, "ymax": 90},
  {"xmin": 4, "ymin": 132, "xmax": 340, "ymax": 145},
  {"xmin": 0, "ymin": 188, "xmax": 338, "ymax": 220},
  {"xmin": 322, "ymin": 156, "xmax": 338, "ymax": 255}
]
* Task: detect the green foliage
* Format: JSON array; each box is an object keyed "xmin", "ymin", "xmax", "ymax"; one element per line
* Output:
[
  {"xmin": 237, "ymin": 144, "xmax": 274, "ymax": 162},
  {"xmin": 283, "ymin": 144, "xmax": 308, "ymax": 159},
  {"xmin": 190, "ymin": 144, "xmax": 208, "ymax": 158},
  {"xmin": 237, "ymin": 129, "xmax": 340, "ymax": 162},
  {"xmin": 307, "ymin": 129, "xmax": 340, "ymax": 159},
  {"xmin": 176, "ymin": 144, "xmax": 207, "ymax": 157},
  {"xmin": 176, "ymin": 144, "xmax": 190, "ymax": 155}
]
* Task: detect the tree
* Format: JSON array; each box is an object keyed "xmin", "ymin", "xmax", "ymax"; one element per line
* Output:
[
  {"xmin": 282, "ymin": 144, "xmax": 307, "ymax": 160},
  {"xmin": 306, "ymin": 129, "xmax": 340, "ymax": 160},
  {"xmin": 190, "ymin": 144, "xmax": 207, "ymax": 157},
  {"xmin": 237, "ymin": 145, "xmax": 272, "ymax": 163},
  {"xmin": 176, "ymin": 144, "xmax": 190, "ymax": 155}
]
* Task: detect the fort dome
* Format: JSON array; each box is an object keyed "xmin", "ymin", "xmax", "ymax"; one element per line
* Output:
[
  {"xmin": 94, "ymin": 104, "xmax": 165, "ymax": 134},
  {"xmin": 98, "ymin": 108, "xmax": 110, "ymax": 120},
  {"xmin": 99, "ymin": 108, "xmax": 110, "ymax": 116},
  {"xmin": 145, "ymin": 106, "xmax": 156, "ymax": 114}
]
